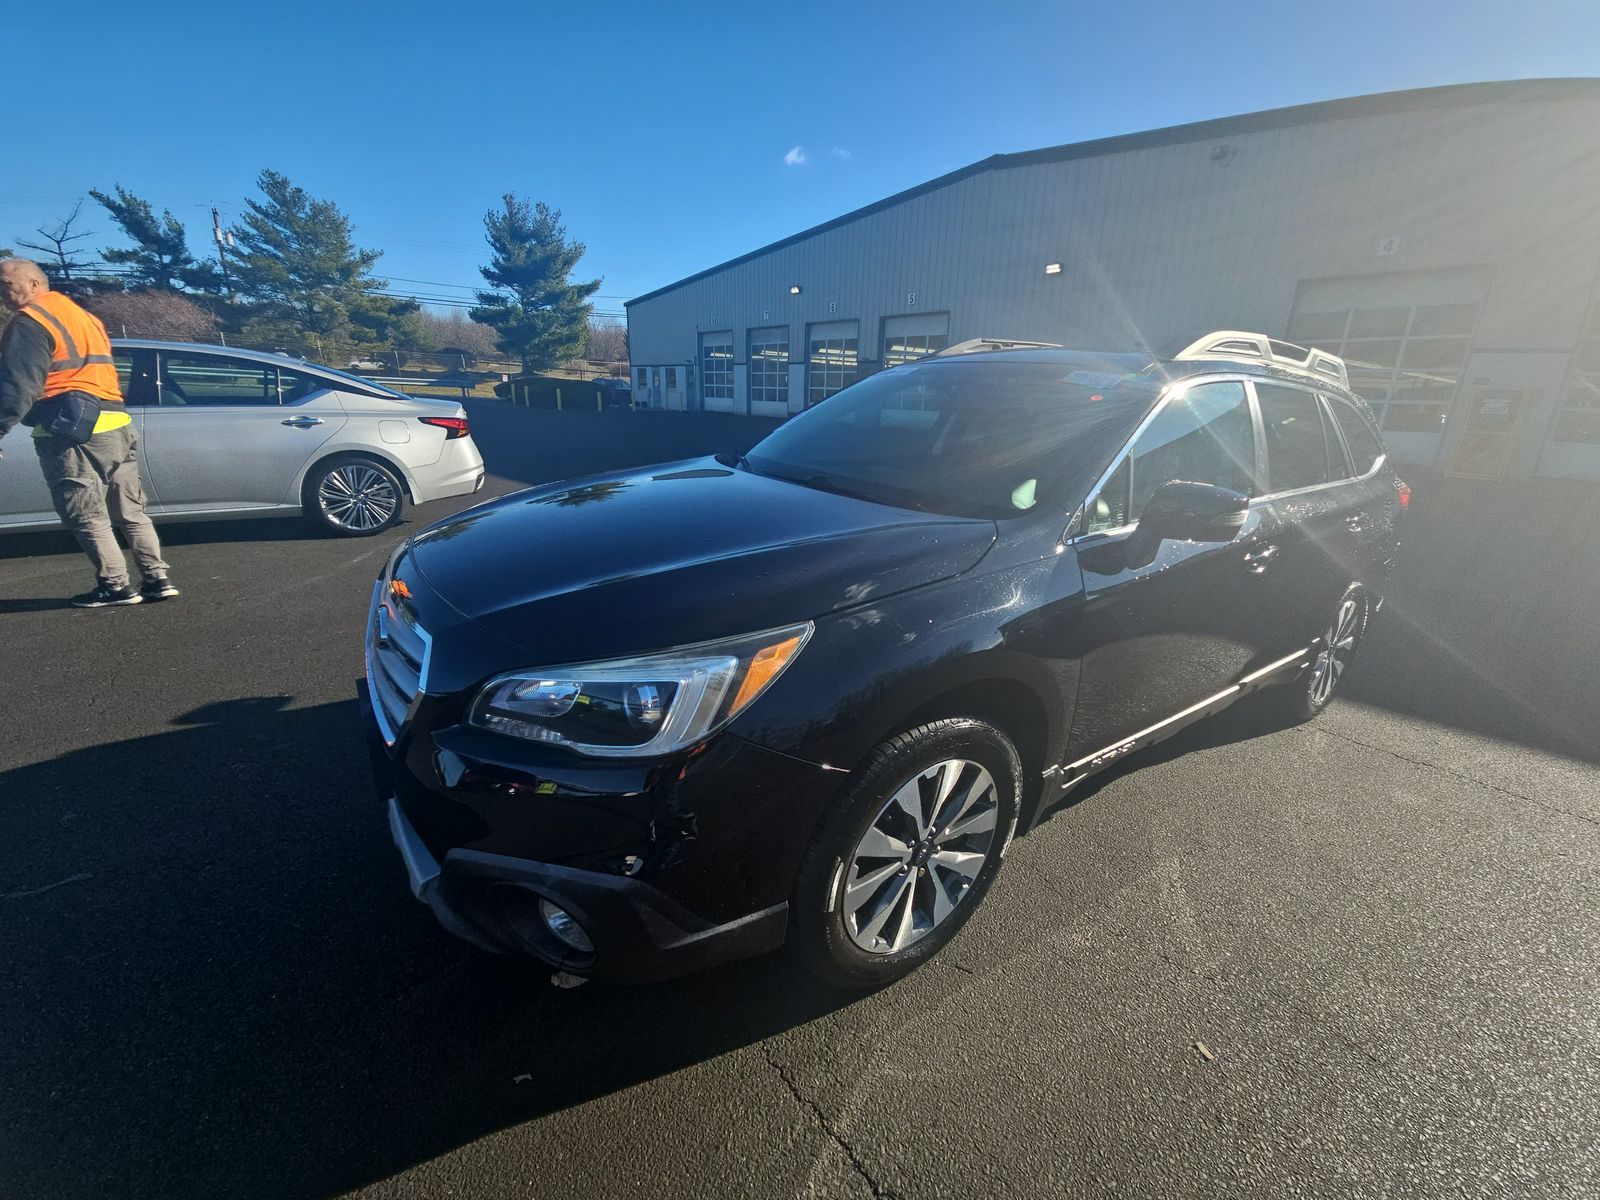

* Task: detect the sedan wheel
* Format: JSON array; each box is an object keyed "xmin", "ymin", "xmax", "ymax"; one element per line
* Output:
[{"xmin": 309, "ymin": 458, "xmax": 403, "ymax": 536}]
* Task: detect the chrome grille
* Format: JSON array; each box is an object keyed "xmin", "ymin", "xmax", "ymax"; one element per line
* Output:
[{"xmin": 366, "ymin": 574, "xmax": 432, "ymax": 745}]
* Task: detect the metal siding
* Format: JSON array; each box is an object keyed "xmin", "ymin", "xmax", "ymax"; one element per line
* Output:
[{"xmin": 630, "ymin": 94, "xmax": 1600, "ymax": 379}]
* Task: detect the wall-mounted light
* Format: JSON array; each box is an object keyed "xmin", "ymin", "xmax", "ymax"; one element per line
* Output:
[
  {"xmin": 1044, "ymin": 263, "xmax": 1063, "ymax": 276},
  {"xmin": 789, "ymin": 284, "xmax": 802, "ymax": 295}
]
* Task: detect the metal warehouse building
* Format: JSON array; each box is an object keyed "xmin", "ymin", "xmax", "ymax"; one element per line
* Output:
[{"xmin": 626, "ymin": 78, "xmax": 1600, "ymax": 481}]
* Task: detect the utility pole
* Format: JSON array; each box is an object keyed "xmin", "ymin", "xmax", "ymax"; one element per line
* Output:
[{"xmin": 212, "ymin": 207, "xmax": 234, "ymax": 298}]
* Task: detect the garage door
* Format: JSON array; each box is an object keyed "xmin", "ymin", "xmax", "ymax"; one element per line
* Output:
[
  {"xmin": 1288, "ymin": 270, "xmax": 1486, "ymax": 467},
  {"xmin": 882, "ymin": 313, "xmax": 950, "ymax": 366}
]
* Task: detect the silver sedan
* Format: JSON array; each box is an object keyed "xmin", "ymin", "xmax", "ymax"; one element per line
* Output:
[{"xmin": 0, "ymin": 341, "xmax": 485, "ymax": 537}]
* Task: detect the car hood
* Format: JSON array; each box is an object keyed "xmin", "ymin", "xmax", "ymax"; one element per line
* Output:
[{"xmin": 407, "ymin": 458, "xmax": 996, "ymax": 664}]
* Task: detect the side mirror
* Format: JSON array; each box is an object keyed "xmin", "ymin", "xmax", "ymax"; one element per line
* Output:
[{"xmin": 1138, "ymin": 480, "xmax": 1248, "ymax": 543}]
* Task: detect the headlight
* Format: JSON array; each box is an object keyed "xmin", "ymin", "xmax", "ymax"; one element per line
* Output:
[{"xmin": 468, "ymin": 623, "xmax": 813, "ymax": 757}]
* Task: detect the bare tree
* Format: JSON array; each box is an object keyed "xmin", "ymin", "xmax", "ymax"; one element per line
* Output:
[
  {"xmin": 18, "ymin": 200, "xmax": 94, "ymax": 281},
  {"xmin": 585, "ymin": 317, "xmax": 628, "ymax": 363}
]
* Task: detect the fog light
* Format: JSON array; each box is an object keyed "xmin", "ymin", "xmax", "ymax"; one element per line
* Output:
[{"xmin": 538, "ymin": 898, "xmax": 594, "ymax": 954}]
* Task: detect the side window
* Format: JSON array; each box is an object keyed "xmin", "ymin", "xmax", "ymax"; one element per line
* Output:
[
  {"xmin": 1127, "ymin": 381, "xmax": 1255, "ymax": 519},
  {"xmin": 278, "ymin": 369, "xmax": 326, "ymax": 404},
  {"xmin": 1085, "ymin": 458, "xmax": 1130, "ymax": 533},
  {"xmin": 158, "ymin": 353, "xmax": 280, "ymax": 407},
  {"xmin": 1317, "ymin": 395, "xmax": 1353, "ymax": 480},
  {"xmin": 112, "ymin": 350, "xmax": 157, "ymax": 407},
  {"xmin": 1257, "ymin": 383, "xmax": 1330, "ymax": 492},
  {"xmin": 1328, "ymin": 397, "xmax": 1385, "ymax": 476}
]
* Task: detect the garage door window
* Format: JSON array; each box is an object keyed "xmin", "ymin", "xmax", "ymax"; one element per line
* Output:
[
  {"xmin": 749, "ymin": 328, "xmax": 789, "ymax": 407},
  {"xmin": 700, "ymin": 334, "xmax": 733, "ymax": 402},
  {"xmin": 1287, "ymin": 303, "xmax": 1476, "ymax": 434},
  {"xmin": 883, "ymin": 332, "xmax": 948, "ymax": 366},
  {"xmin": 808, "ymin": 327, "xmax": 858, "ymax": 406}
]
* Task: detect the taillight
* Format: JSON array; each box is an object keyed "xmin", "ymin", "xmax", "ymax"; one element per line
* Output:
[
  {"xmin": 1396, "ymin": 479, "xmax": 1411, "ymax": 510},
  {"xmin": 419, "ymin": 415, "xmax": 469, "ymax": 439}
]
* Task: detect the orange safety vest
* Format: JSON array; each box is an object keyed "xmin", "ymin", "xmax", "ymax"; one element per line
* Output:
[{"xmin": 21, "ymin": 291, "xmax": 124, "ymax": 403}]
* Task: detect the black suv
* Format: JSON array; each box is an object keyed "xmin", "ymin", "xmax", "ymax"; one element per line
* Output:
[{"xmin": 360, "ymin": 331, "xmax": 1406, "ymax": 988}]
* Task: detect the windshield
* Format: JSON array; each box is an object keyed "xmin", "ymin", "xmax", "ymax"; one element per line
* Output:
[{"xmin": 745, "ymin": 360, "xmax": 1156, "ymax": 520}]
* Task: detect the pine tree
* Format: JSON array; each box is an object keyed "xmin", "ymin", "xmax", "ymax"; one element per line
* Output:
[
  {"xmin": 470, "ymin": 194, "xmax": 600, "ymax": 372},
  {"xmin": 229, "ymin": 170, "xmax": 415, "ymax": 344},
  {"xmin": 90, "ymin": 186, "xmax": 216, "ymax": 292}
]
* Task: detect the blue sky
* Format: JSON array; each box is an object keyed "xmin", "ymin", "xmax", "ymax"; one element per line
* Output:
[{"xmin": 7, "ymin": 0, "xmax": 1596, "ymax": 318}]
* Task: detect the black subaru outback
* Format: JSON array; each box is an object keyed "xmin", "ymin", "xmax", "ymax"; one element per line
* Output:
[{"xmin": 360, "ymin": 331, "xmax": 1406, "ymax": 988}]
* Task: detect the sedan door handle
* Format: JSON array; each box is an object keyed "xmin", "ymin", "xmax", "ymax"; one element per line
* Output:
[
  {"xmin": 1244, "ymin": 544, "xmax": 1278, "ymax": 573},
  {"xmin": 281, "ymin": 416, "xmax": 324, "ymax": 428}
]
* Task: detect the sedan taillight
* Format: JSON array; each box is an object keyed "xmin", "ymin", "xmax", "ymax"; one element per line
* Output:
[
  {"xmin": 1396, "ymin": 479, "xmax": 1411, "ymax": 510},
  {"xmin": 419, "ymin": 415, "xmax": 470, "ymax": 439}
]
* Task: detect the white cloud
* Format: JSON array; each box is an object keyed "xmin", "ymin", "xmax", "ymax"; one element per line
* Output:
[
  {"xmin": 829, "ymin": 147, "xmax": 852, "ymax": 159},
  {"xmin": 784, "ymin": 145, "xmax": 808, "ymax": 166}
]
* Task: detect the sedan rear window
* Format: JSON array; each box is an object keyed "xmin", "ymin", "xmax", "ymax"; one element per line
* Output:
[{"xmin": 745, "ymin": 361, "xmax": 1156, "ymax": 520}]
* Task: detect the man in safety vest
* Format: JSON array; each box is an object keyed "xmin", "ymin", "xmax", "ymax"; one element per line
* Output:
[{"xmin": 0, "ymin": 259, "xmax": 178, "ymax": 607}]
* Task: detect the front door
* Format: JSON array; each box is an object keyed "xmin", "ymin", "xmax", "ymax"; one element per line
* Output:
[
  {"xmin": 1447, "ymin": 387, "xmax": 1533, "ymax": 480},
  {"xmin": 662, "ymin": 366, "xmax": 685, "ymax": 411},
  {"xmin": 142, "ymin": 351, "xmax": 347, "ymax": 511},
  {"xmin": 1066, "ymin": 379, "xmax": 1276, "ymax": 757}
]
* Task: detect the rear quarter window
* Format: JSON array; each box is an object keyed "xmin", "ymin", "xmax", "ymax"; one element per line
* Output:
[{"xmin": 1328, "ymin": 397, "xmax": 1385, "ymax": 476}]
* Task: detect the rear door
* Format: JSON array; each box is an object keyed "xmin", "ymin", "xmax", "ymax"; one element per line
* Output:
[
  {"xmin": 1254, "ymin": 381, "xmax": 1365, "ymax": 650},
  {"xmin": 141, "ymin": 351, "xmax": 346, "ymax": 510}
]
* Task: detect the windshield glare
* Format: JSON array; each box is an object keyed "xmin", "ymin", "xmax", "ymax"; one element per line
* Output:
[{"xmin": 745, "ymin": 360, "xmax": 1153, "ymax": 520}]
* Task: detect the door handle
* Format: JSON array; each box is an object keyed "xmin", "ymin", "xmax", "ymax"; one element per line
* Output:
[
  {"xmin": 281, "ymin": 416, "xmax": 323, "ymax": 428},
  {"xmin": 1244, "ymin": 544, "xmax": 1278, "ymax": 573}
]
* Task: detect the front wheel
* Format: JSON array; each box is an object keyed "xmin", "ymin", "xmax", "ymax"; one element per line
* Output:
[
  {"xmin": 789, "ymin": 718, "xmax": 1021, "ymax": 989},
  {"xmin": 304, "ymin": 455, "xmax": 405, "ymax": 537}
]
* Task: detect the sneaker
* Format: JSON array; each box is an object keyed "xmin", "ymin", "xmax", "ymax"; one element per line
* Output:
[
  {"xmin": 71, "ymin": 582, "xmax": 143, "ymax": 608},
  {"xmin": 140, "ymin": 575, "xmax": 181, "ymax": 601}
]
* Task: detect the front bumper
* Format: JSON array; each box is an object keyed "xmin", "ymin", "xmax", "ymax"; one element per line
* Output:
[
  {"xmin": 384, "ymin": 794, "xmax": 789, "ymax": 982},
  {"xmin": 359, "ymin": 676, "xmax": 835, "ymax": 983}
]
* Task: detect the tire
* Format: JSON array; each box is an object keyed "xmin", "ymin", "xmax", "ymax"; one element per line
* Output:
[
  {"xmin": 1277, "ymin": 586, "xmax": 1369, "ymax": 723},
  {"xmin": 303, "ymin": 454, "xmax": 405, "ymax": 537},
  {"xmin": 789, "ymin": 718, "xmax": 1022, "ymax": 989}
]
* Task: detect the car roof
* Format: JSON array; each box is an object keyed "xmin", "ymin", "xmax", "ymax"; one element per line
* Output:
[
  {"xmin": 917, "ymin": 346, "xmax": 1375, "ymax": 414},
  {"xmin": 110, "ymin": 339, "xmax": 410, "ymax": 401}
]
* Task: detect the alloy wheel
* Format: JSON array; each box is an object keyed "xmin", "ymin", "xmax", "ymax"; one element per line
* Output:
[
  {"xmin": 842, "ymin": 758, "xmax": 1000, "ymax": 954},
  {"xmin": 1310, "ymin": 596, "xmax": 1361, "ymax": 706},
  {"xmin": 318, "ymin": 464, "xmax": 398, "ymax": 532}
]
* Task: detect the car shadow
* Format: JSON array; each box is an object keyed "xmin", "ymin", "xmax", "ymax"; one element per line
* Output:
[{"xmin": 0, "ymin": 696, "xmax": 858, "ymax": 1200}]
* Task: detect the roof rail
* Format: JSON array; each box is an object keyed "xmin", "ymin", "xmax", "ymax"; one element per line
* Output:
[
  {"xmin": 1171, "ymin": 330, "xmax": 1348, "ymax": 389},
  {"xmin": 933, "ymin": 337, "xmax": 1064, "ymax": 358}
]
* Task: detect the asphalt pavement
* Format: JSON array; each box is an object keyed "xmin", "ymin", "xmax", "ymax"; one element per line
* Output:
[{"xmin": 1, "ymin": 403, "xmax": 1596, "ymax": 1199}]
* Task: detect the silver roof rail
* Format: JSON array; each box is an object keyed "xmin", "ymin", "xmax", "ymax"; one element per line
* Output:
[
  {"xmin": 1171, "ymin": 330, "xmax": 1349, "ymax": 389},
  {"xmin": 933, "ymin": 337, "xmax": 1064, "ymax": 358}
]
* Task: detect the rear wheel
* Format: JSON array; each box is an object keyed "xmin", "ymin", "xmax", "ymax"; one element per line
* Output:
[
  {"xmin": 304, "ymin": 455, "xmax": 404, "ymax": 537},
  {"xmin": 1278, "ymin": 587, "xmax": 1368, "ymax": 723},
  {"xmin": 789, "ymin": 718, "xmax": 1020, "ymax": 989}
]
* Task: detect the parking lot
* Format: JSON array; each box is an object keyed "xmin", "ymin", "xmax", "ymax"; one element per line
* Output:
[{"xmin": 2, "ymin": 402, "xmax": 1597, "ymax": 1199}]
